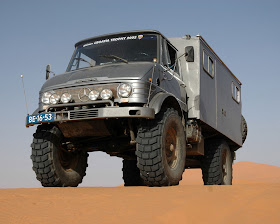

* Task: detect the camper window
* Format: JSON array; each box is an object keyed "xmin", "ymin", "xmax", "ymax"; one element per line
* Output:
[{"xmin": 203, "ymin": 50, "xmax": 215, "ymax": 78}]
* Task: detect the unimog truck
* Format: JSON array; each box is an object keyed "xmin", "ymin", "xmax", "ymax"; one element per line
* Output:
[{"xmin": 27, "ymin": 30, "xmax": 247, "ymax": 187}]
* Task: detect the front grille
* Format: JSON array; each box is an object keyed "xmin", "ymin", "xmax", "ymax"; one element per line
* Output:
[{"xmin": 69, "ymin": 109, "xmax": 98, "ymax": 120}]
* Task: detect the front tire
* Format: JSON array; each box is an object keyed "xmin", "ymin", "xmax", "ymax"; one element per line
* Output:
[
  {"xmin": 31, "ymin": 125, "xmax": 88, "ymax": 187},
  {"xmin": 136, "ymin": 108, "xmax": 186, "ymax": 186},
  {"xmin": 201, "ymin": 140, "xmax": 233, "ymax": 185}
]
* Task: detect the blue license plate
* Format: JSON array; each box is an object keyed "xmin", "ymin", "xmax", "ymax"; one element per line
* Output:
[{"xmin": 26, "ymin": 113, "xmax": 55, "ymax": 125}]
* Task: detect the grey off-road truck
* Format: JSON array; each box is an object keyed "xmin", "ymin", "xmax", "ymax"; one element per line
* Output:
[{"xmin": 26, "ymin": 30, "xmax": 247, "ymax": 187}]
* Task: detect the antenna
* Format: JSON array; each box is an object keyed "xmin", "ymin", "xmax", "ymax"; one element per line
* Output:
[{"xmin": 21, "ymin": 75, "xmax": 29, "ymax": 115}]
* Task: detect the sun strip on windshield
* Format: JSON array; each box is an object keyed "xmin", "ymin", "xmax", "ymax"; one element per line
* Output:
[{"xmin": 81, "ymin": 34, "xmax": 157, "ymax": 48}]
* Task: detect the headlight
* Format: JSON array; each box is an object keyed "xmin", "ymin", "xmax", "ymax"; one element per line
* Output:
[
  {"xmin": 61, "ymin": 93, "xmax": 72, "ymax": 103},
  {"xmin": 100, "ymin": 89, "xmax": 113, "ymax": 100},
  {"xmin": 89, "ymin": 90, "xmax": 99, "ymax": 100},
  {"xmin": 118, "ymin": 83, "xmax": 132, "ymax": 97},
  {"xmin": 50, "ymin": 93, "xmax": 60, "ymax": 104},
  {"xmin": 41, "ymin": 92, "xmax": 52, "ymax": 104}
]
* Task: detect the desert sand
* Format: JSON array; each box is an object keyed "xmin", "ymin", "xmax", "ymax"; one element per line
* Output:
[{"xmin": 1, "ymin": 161, "xmax": 280, "ymax": 224}]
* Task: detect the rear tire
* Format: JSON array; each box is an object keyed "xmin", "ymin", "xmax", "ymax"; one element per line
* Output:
[
  {"xmin": 136, "ymin": 108, "xmax": 186, "ymax": 186},
  {"xmin": 241, "ymin": 115, "xmax": 248, "ymax": 144},
  {"xmin": 201, "ymin": 140, "xmax": 233, "ymax": 185},
  {"xmin": 31, "ymin": 125, "xmax": 88, "ymax": 187},
  {"xmin": 122, "ymin": 159, "xmax": 145, "ymax": 186}
]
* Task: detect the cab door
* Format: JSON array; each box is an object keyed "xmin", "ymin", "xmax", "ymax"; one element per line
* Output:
[{"xmin": 161, "ymin": 39, "xmax": 186, "ymax": 103}]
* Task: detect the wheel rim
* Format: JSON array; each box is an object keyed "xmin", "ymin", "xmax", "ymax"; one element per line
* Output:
[
  {"xmin": 222, "ymin": 150, "xmax": 230, "ymax": 184},
  {"xmin": 165, "ymin": 124, "xmax": 179, "ymax": 169},
  {"xmin": 58, "ymin": 146, "xmax": 80, "ymax": 171}
]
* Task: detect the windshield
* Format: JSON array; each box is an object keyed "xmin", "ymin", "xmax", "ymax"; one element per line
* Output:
[{"xmin": 67, "ymin": 34, "xmax": 158, "ymax": 71}]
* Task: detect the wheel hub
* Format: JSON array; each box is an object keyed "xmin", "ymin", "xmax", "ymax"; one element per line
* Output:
[
  {"xmin": 58, "ymin": 145, "xmax": 80, "ymax": 171},
  {"xmin": 165, "ymin": 126, "xmax": 179, "ymax": 169},
  {"xmin": 170, "ymin": 144, "xmax": 174, "ymax": 152}
]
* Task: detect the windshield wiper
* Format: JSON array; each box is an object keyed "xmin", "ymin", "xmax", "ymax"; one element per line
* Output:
[
  {"xmin": 74, "ymin": 57, "xmax": 94, "ymax": 67},
  {"xmin": 99, "ymin": 55, "xmax": 128, "ymax": 64}
]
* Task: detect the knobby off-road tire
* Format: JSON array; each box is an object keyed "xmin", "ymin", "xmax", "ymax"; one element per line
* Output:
[
  {"xmin": 136, "ymin": 108, "xmax": 186, "ymax": 186},
  {"xmin": 31, "ymin": 125, "xmax": 88, "ymax": 187},
  {"xmin": 241, "ymin": 115, "xmax": 248, "ymax": 144},
  {"xmin": 201, "ymin": 140, "xmax": 233, "ymax": 185},
  {"xmin": 122, "ymin": 159, "xmax": 145, "ymax": 186}
]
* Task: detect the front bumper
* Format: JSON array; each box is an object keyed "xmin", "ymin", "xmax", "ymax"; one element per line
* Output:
[{"xmin": 26, "ymin": 106, "xmax": 155, "ymax": 127}]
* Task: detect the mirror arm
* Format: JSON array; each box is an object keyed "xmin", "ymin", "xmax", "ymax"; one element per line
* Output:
[
  {"xmin": 163, "ymin": 52, "xmax": 187, "ymax": 73},
  {"xmin": 46, "ymin": 64, "xmax": 55, "ymax": 80}
]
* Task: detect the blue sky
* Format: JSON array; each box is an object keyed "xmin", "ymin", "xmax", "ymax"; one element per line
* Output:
[{"xmin": 0, "ymin": 0, "xmax": 279, "ymax": 188}]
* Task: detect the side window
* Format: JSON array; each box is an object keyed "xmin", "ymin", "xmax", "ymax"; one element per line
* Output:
[
  {"xmin": 163, "ymin": 40, "xmax": 180, "ymax": 75},
  {"xmin": 174, "ymin": 59, "xmax": 180, "ymax": 74},
  {"xmin": 203, "ymin": 51, "xmax": 208, "ymax": 70},
  {"xmin": 167, "ymin": 43, "xmax": 176, "ymax": 66},
  {"xmin": 162, "ymin": 40, "xmax": 169, "ymax": 66},
  {"xmin": 231, "ymin": 82, "xmax": 240, "ymax": 103},
  {"xmin": 209, "ymin": 57, "xmax": 214, "ymax": 76},
  {"xmin": 203, "ymin": 50, "xmax": 215, "ymax": 77}
]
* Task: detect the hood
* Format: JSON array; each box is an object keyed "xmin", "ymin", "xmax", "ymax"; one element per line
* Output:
[{"xmin": 41, "ymin": 62, "xmax": 154, "ymax": 90}]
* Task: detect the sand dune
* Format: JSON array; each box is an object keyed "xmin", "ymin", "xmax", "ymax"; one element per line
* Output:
[
  {"xmin": 1, "ymin": 161, "xmax": 280, "ymax": 224},
  {"xmin": 181, "ymin": 161, "xmax": 280, "ymax": 185}
]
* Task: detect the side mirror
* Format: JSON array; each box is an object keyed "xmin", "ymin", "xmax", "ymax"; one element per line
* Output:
[
  {"xmin": 185, "ymin": 46, "xmax": 194, "ymax": 62},
  {"xmin": 46, "ymin": 64, "xmax": 51, "ymax": 80}
]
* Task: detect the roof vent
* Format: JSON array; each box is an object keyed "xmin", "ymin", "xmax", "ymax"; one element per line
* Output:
[{"xmin": 186, "ymin": 34, "xmax": 191, "ymax": 40}]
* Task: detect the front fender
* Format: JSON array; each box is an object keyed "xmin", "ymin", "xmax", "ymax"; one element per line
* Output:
[{"xmin": 148, "ymin": 92, "xmax": 183, "ymax": 115}]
